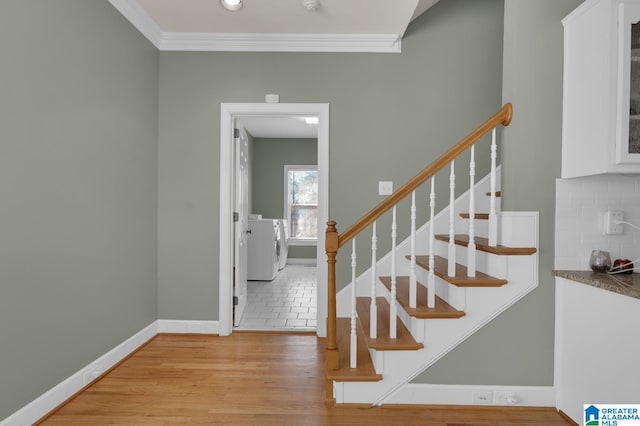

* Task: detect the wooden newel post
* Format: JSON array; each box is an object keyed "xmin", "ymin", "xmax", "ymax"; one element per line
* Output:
[{"xmin": 325, "ymin": 220, "xmax": 339, "ymax": 371}]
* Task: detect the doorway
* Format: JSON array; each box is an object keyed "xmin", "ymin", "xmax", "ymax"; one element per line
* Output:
[{"xmin": 219, "ymin": 103, "xmax": 329, "ymax": 337}]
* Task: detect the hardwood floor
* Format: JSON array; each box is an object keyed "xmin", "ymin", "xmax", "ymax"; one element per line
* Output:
[{"xmin": 40, "ymin": 333, "xmax": 570, "ymax": 425}]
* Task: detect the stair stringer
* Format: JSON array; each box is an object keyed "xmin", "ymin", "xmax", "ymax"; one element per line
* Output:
[
  {"xmin": 335, "ymin": 166, "xmax": 501, "ymax": 317},
  {"xmin": 334, "ymin": 212, "xmax": 539, "ymax": 405}
]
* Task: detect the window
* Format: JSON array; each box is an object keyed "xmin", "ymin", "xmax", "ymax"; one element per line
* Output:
[{"xmin": 284, "ymin": 166, "xmax": 318, "ymax": 243}]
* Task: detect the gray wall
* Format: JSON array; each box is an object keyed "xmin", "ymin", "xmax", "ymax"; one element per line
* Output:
[
  {"xmin": 158, "ymin": 0, "xmax": 504, "ymax": 338},
  {"xmin": 0, "ymin": 0, "xmax": 159, "ymax": 419},
  {"xmin": 414, "ymin": 0, "xmax": 582, "ymax": 386},
  {"xmin": 251, "ymin": 137, "xmax": 317, "ymax": 259}
]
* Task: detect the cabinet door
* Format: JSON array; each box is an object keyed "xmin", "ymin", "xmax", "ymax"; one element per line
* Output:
[{"xmin": 616, "ymin": 0, "xmax": 640, "ymax": 164}]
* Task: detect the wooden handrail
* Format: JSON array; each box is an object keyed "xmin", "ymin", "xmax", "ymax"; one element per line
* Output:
[{"xmin": 337, "ymin": 103, "xmax": 512, "ymax": 249}]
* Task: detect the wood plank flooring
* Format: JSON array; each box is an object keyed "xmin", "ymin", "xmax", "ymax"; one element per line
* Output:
[{"xmin": 39, "ymin": 333, "xmax": 570, "ymax": 425}]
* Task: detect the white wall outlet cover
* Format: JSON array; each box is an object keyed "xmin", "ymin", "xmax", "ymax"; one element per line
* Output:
[
  {"xmin": 265, "ymin": 94, "xmax": 280, "ymax": 103},
  {"xmin": 604, "ymin": 210, "xmax": 623, "ymax": 235},
  {"xmin": 378, "ymin": 181, "xmax": 393, "ymax": 195}
]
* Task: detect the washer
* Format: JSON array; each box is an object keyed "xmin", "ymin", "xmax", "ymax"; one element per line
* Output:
[
  {"xmin": 277, "ymin": 219, "xmax": 289, "ymax": 270},
  {"xmin": 247, "ymin": 219, "xmax": 279, "ymax": 281}
]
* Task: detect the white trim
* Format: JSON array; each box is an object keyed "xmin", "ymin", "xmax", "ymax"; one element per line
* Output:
[
  {"xmin": 159, "ymin": 32, "xmax": 402, "ymax": 53},
  {"xmin": 157, "ymin": 320, "xmax": 220, "ymax": 334},
  {"xmin": 2, "ymin": 322, "xmax": 158, "ymax": 426},
  {"xmin": 219, "ymin": 103, "xmax": 329, "ymax": 338},
  {"xmin": 384, "ymin": 384, "xmax": 556, "ymax": 407},
  {"xmin": 108, "ymin": 0, "xmax": 162, "ymax": 48},
  {"xmin": 288, "ymin": 239, "xmax": 317, "ymax": 246},
  {"xmin": 107, "ymin": 1, "xmax": 401, "ymax": 53},
  {"xmin": 286, "ymin": 258, "xmax": 317, "ymax": 266}
]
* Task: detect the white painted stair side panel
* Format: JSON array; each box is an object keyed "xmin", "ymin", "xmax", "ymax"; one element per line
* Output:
[{"xmin": 339, "ymin": 249, "xmax": 539, "ymax": 404}]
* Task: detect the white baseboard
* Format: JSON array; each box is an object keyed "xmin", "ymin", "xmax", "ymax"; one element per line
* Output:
[
  {"xmin": 286, "ymin": 258, "xmax": 317, "ymax": 266},
  {"xmin": 157, "ymin": 319, "xmax": 220, "ymax": 334},
  {"xmin": 2, "ymin": 321, "xmax": 158, "ymax": 426},
  {"xmin": 383, "ymin": 383, "xmax": 555, "ymax": 407}
]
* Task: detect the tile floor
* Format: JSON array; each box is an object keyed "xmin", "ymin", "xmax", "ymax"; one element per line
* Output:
[{"xmin": 235, "ymin": 264, "xmax": 317, "ymax": 331}]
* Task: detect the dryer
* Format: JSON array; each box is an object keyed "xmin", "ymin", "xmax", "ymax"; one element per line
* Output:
[
  {"xmin": 247, "ymin": 219, "xmax": 279, "ymax": 281},
  {"xmin": 276, "ymin": 219, "xmax": 289, "ymax": 270}
]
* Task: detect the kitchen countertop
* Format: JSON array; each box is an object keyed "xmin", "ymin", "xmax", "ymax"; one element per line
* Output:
[{"xmin": 553, "ymin": 270, "xmax": 640, "ymax": 300}]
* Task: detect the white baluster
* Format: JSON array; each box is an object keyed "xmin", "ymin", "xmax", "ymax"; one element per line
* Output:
[
  {"xmin": 428, "ymin": 178, "xmax": 436, "ymax": 309},
  {"xmin": 488, "ymin": 128, "xmax": 498, "ymax": 247},
  {"xmin": 448, "ymin": 161, "xmax": 456, "ymax": 277},
  {"xmin": 370, "ymin": 222, "xmax": 377, "ymax": 339},
  {"xmin": 350, "ymin": 239, "xmax": 357, "ymax": 368},
  {"xmin": 468, "ymin": 145, "xmax": 476, "ymax": 277},
  {"xmin": 409, "ymin": 191, "xmax": 417, "ymax": 308},
  {"xmin": 390, "ymin": 206, "xmax": 397, "ymax": 339}
]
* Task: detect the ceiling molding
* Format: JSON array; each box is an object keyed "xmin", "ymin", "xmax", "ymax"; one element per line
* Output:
[
  {"xmin": 109, "ymin": 0, "xmax": 402, "ymax": 53},
  {"xmin": 159, "ymin": 32, "xmax": 401, "ymax": 53},
  {"xmin": 109, "ymin": 0, "xmax": 162, "ymax": 49}
]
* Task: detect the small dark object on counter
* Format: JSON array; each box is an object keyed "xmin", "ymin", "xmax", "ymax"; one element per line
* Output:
[{"xmin": 612, "ymin": 258, "xmax": 634, "ymax": 274}]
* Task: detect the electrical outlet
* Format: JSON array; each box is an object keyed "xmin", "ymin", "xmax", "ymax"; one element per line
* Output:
[
  {"xmin": 472, "ymin": 391, "xmax": 493, "ymax": 405},
  {"xmin": 494, "ymin": 391, "xmax": 519, "ymax": 405},
  {"xmin": 604, "ymin": 210, "xmax": 623, "ymax": 235}
]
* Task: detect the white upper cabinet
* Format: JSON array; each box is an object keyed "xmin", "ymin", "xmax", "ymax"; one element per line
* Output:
[{"xmin": 562, "ymin": 0, "xmax": 640, "ymax": 177}]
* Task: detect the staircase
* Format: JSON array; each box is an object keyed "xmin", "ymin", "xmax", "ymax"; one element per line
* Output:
[{"xmin": 324, "ymin": 104, "xmax": 539, "ymax": 405}]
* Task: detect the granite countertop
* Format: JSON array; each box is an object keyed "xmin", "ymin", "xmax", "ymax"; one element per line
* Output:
[{"xmin": 553, "ymin": 270, "xmax": 640, "ymax": 300}]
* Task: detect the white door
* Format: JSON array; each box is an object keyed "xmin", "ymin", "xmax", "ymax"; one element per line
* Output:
[{"xmin": 233, "ymin": 127, "xmax": 249, "ymax": 327}]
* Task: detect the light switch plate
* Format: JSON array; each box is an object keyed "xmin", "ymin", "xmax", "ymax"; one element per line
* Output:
[{"xmin": 378, "ymin": 181, "xmax": 393, "ymax": 195}]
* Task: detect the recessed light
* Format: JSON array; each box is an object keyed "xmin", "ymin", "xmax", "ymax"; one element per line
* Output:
[
  {"xmin": 221, "ymin": 0, "xmax": 242, "ymax": 12},
  {"xmin": 303, "ymin": 0, "xmax": 320, "ymax": 12},
  {"xmin": 304, "ymin": 117, "xmax": 319, "ymax": 125}
]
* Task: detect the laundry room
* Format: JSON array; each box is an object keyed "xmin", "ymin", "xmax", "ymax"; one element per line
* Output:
[
  {"xmin": 249, "ymin": 134, "xmax": 318, "ymax": 269},
  {"xmin": 236, "ymin": 116, "xmax": 319, "ymax": 331}
]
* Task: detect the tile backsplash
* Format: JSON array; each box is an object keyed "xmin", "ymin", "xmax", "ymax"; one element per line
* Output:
[{"xmin": 555, "ymin": 174, "xmax": 640, "ymax": 270}]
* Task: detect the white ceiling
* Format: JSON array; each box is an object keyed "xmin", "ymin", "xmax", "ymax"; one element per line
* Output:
[
  {"xmin": 241, "ymin": 116, "xmax": 318, "ymax": 139},
  {"xmin": 109, "ymin": 0, "xmax": 440, "ymax": 52}
]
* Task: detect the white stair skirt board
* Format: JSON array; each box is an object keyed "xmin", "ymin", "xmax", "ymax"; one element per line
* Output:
[
  {"xmin": 3, "ymin": 322, "xmax": 158, "ymax": 426},
  {"xmin": 157, "ymin": 320, "xmax": 220, "ymax": 334},
  {"xmin": 382, "ymin": 384, "xmax": 555, "ymax": 407}
]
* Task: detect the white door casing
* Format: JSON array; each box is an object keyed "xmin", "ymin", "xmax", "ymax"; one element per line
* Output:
[
  {"xmin": 219, "ymin": 103, "xmax": 329, "ymax": 337},
  {"xmin": 233, "ymin": 126, "xmax": 249, "ymax": 327}
]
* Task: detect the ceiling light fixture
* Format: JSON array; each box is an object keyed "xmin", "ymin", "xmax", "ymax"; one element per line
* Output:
[
  {"xmin": 304, "ymin": 117, "xmax": 319, "ymax": 125},
  {"xmin": 221, "ymin": 0, "xmax": 242, "ymax": 12},
  {"xmin": 303, "ymin": 0, "xmax": 320, "ymax": 12}
]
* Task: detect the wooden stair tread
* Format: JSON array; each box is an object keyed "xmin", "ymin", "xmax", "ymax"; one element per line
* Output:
[
  {"xmin": 408, "ymin": 255, "xmax": 508, "ymax": 287},
  {"xmin": 485, "ymin": 191, "xmax": 501, "ymax": 197},
  {"xmin": 326, "ymin": 318, "xmax": 382, "ymax": 382},
  {"xmin": 355, "ymin": 297, "xmax": 423, "ymax": 351},
  {"xmin": 434, "ymin": 234, "xmax": 537, "ymax": 255},
  {"xmin": 379, "ymin": 276, "xmax": 465, "ymax": 319},
  {"xmin": 459, "ymin": 213, "xmax": 489, "ymax": 220}
]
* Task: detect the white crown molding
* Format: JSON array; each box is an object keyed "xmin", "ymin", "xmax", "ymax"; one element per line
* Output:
[
  {"xmin": 109, "ymin": 0, "xmax": 163, "ymax": 49},
  {"xmin": 108, "ymin": 0, "xmax": 402, "ymax": 53},
  {"xmin": 159, "ymin": 32, "xmax": 402, "ymax": 53}
]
